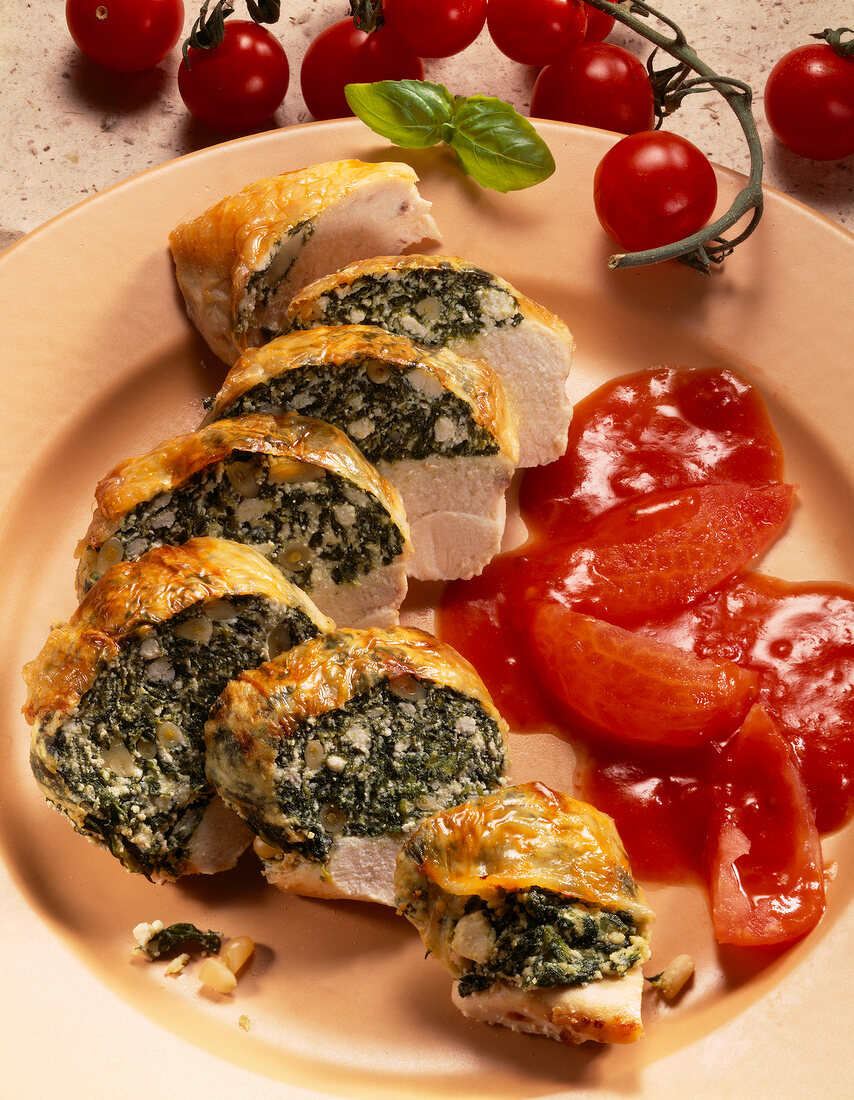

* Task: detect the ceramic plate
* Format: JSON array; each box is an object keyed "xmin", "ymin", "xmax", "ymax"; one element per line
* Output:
[{"xmin": 1, "ymin": 119, "xmax": 852, "ymax": 1099}]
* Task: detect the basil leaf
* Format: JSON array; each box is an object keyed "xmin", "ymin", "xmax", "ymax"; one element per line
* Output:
[
  {"xmin": 449, "ymin": 96, "xmax": 556, "ymax": 193},
  {"xmin": 345, "ymin": 80, "xmax": 456, "ymax": 149}
]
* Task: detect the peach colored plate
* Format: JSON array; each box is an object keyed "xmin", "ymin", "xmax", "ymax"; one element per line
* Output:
[{"xmin": 1, "ymin": 119, "xmax": 853, "ymax": 1098}]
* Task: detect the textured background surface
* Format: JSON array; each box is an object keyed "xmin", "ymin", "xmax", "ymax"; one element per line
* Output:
[{"xmin": 3, "ymin": 0, "xmax": 852, "ymax": 249}]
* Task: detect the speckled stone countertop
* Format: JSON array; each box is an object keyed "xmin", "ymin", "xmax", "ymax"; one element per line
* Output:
[{"xmin": 3, "ymin": 0, "xmax": 852, "ymax": 250}]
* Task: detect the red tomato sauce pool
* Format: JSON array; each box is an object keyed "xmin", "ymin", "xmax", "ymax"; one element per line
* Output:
[{"xmin": 438, "ymin": 366, "xmax": 854, "ymax": 882}]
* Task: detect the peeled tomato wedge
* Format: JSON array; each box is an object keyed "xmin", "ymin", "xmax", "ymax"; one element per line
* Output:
[
  {"xmin": 709, "ymin": 704, "xmax": 826, "ymax": 946},
  {"xmin": 525, "ymin": 601, "xmax": 759, "ymax": 748},
  {"xmin": 520, "ymin": 482, "xmax": 794, "ymax": 626}
]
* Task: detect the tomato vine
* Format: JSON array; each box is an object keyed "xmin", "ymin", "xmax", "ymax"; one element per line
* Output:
[
  {"xmin": 582, "ymin": 0, "xmax": 764, "ymax": 272},
  {"xmin": 183, "ymin": 0, "xmax": 281, "ymax": 63}
]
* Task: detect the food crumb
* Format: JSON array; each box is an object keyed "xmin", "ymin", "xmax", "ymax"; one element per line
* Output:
[
  {"xmin": 239, "ymin": 1014, "xmax": 251, "ymax": 1032},
  {"xmin": 647, "ymin": 954, "xmax": 695, "ymax": 1000},
  {"xmin": 164, "ymin": 952, "xmax": 191, "ymax": 976},
  {"xmin": 132, "ymin": 919, "xmax": 164, "ymax": 951},
  {"xmin": 223, "ymin": 935, "xmax": 255, "ymax": 975}
]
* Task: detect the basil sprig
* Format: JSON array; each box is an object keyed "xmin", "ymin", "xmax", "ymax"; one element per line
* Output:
[{"xmin": 345, "ymin": 79, "xmax": 556, "ymax": 193}]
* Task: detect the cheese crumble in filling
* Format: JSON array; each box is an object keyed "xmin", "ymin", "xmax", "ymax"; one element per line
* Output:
[
  {"xmin": 81, "ymin": 456, "xmax": 403, "ymax": 593},
  {"xmin": 220, "ymin": 681, "xmax": 506, "ymax": 863},
  {"xmin": 216, "ymin": 363, "xmax": 500, "ymax": 463},
  {"xmin": 288, "ymin": 265, "xmax": 524, "ymax": 347},
  {"xmin": 31, "ymin": 597, "xmax": 319, "ymax": 878}
]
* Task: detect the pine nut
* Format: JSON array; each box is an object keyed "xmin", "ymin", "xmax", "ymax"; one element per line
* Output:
[
  {"xmin": 199, "ymin": 957, "xmax": 237, "ymax": 994},
  {"xmin": 224, "ymin": 935, "xmax": 255, "ymax": 975},
  {"xmin": 253, "ymin": 835, "xmax": 283, "ymax": 861},
  {"xmin": 658, "ymin": 954, "xmax": 695, "ymax": 999}
]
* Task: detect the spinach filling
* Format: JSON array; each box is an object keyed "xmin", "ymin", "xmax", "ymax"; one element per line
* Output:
[
  {"xmin": 256, "ymin": 681, "xmax": 506, "ymax": 862},
  {"xmin": 215, "ymin": 363, "xmax": 500, "ymax": 462},
  {"xmin": 242, "ymin": 218, "xmax": 315, "ymax": 334},
  {"xmin": 85, "ymin": 454, "xmax": 403, "ymax": 592},
  {"xmin": 287, "ymin": 265, "xmax": 524, "ymax": 346},
  {"xmin": 33, "ymin": 597, "xmax": 319, "ymax": 879},
  {"xmin": 453, "ymin": 887, "xmax": 644, "ymax": 997}
]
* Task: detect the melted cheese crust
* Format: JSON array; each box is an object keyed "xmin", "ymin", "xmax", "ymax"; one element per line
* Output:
[
  {"xmin": 399, "ymin": 782, "xmax": 651, "ymax": 924},
  {"xmin": 23, "ymin": 538, "xmax": 333, "ymax": 723}
]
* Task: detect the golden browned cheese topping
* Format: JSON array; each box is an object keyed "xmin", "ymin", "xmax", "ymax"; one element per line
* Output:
[
  {"xmin": 210, "ymin": 626, "xmax": 509, "ymax": 753},
  {"xmin": 408, "ymin": 782, "xmax": 651, "ymax": 923},
  {"xmin": 22, "ymin": 538, "xmax": 332, "ymax": 723},
  {"xmin": 203, "ymin": 325, "xmax": 519, "ymax": 463}
]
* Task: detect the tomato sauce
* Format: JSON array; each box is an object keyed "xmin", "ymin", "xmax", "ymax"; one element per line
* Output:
[
  {"xmin": 519, "ymin": 365, "xmax": 785, "ymax": 536},
  {"xmin": 438, "ymin": 366, "xmax": 854, "ymax": 886}
]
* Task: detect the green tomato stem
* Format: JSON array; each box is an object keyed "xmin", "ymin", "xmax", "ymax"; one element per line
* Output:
[
  {"xmin": 582, "ymin": 0, "xmax": 765, "ymax": 272},
  {"xmin": 812, "ymin": 27, "xmax": 854, "ymax": 58}
]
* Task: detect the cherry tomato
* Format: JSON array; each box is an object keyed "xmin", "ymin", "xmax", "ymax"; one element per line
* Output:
[
  {"xmin": 66, "ymin": 0, "xmax": 184, "ymax": 72},
  {"xmin": 593, "ymin": 130, "xmax": 718, "ymax": 251},
  {"xmin": 531, "ymin": 42, "xmax": 654, "ymax": 135},
  {"xmin": 582, "ymin": 2, "xmax": 614, "ymax": 42},
  {"xmin": 178, "ymin": 21, "xmax": 289, "ymax": 133},
  {"xmin": 382, "ymin": 0, "xmax": 486, "ymax": 59},
  {"xmin": 708, "ymin": 705, "xmax": 826, "ymax": 946},
  {"xmin": 486, "ymin": 0, "xmax": 587, "ymax": 68},
  {"xmin": 524, "ymin": 601, "xmax": 759, "ymax": 748},
  {"xmin": 764, "ymin": 42, "xmax": 854, "ymax": 161},
  {"xmin": 300, "ymin": 18, "xmax": 424, "ymax": 121}
]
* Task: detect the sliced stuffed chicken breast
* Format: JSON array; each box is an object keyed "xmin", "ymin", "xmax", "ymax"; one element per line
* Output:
[
  {"xmin": 205, "ymin": 626, "xmax": 511, "ymax": 906},
  {"xmin": 24, "ymin": 538, "xmax": 333, "ymax": 882},
  {"xmin": 75, "ymin": 413, "xmax": 411, "ymax": 628},
  {"xmin": 395, "ymin": 782, "xmax": 654, "ymax": 1045},
  {"xmin": 203, "ymin": 326, "xmax": 519, "ymax": 581},
  {"xmin": 286, "ymin": 254, "xmax": 574, "ymax": 468},
  {"xmin": 169, "ymin": 160, "xmax": 440, "ymax": 365}
]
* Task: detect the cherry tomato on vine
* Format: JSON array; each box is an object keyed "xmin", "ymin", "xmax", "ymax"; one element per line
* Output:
[
  {"xmin": 531, "ymin": 42, "xmax": 654, "ymax": 134},
  {"xmin": 486, "ymin": 0, "xmax": 587, "ymax": 68},
  {"xmin": 300, "ymin": 18, "xmax": 424, "ymax": 121},
  {"xmin": 179, "ymin": 21, "xmax": 289, "ymax": 133},
  {"xmin": 593, "ymin": 131, "xmax": 718, "ymax": 252},
  {"xmin": 764, "ymin": 42, "xmax": 854, "ymax": 161},
  {"xmin": 382, "ymin": 0, "xmax": 487, "ymax": 59},
  {"xmin": 582, "ymin": 2, "xmax": 614, "ymax": 42},
  {"xmin": 66, "ymin": 0, "xmax": 184, "ymax": 72}
]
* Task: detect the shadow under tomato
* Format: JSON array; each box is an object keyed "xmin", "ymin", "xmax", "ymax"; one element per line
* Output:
[
  {"xmin": 172, "ymin": 111, "xmax": 288, "ymax": 157},
  {"xmin": 715, "ymin": 938, "xmax": 796, "ymax": 986},
  {"xmin": 66, "ymin": 50, "xmax": 172, "ymax": 117}
]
